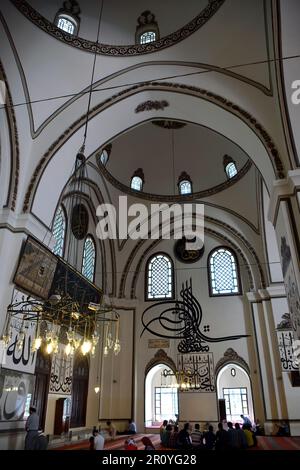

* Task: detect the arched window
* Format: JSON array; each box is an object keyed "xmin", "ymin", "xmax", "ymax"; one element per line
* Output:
[
  {"xmin": 136, "ymin": 11, "xmax": 159, "ymax": 45},
  {"xmin": 52, "ymin": 206, "xmax": 66, "ymax": 257},
  {"xmin": 208, "ymin": 247, "xmax": 240, "ymax": 296},
  {"xmin": 56, "ymin": 15, "xmax": 77, "ymax": 34},
  {"xmin": 146, "ymin": 253, "xmax": 174, "ymax": 300},
  {"xmin": 178, "ymin": 172, "xmax": 192, "ymax": 195},
  {"xmin": 54, "ymin": 1, "xmax": 80, "ymax": 35},
  {"xmin": 226, "ymin": 162, "xmax": 237, "ymax": 179},
  {"xmin": 97, "ymin": 144, "xmax": 112, "ymax": 167},
  {"xmin": 131, "ymin": 176, "xmax": 143, "ymax": 191},
  {"xmin": 82, "ymin": 236, "xmax": 96, "ymax": 282},
  {"xmin": 100, "ymin": 149, "xmax": 109, "ymax": 165},
  {"xmin": 179, "ymin": 180, "xmax": 192, "ymax": 195},
  {"xmin": 130, "ymin": 168, "xmax": 144, "ymax": 191},
  {"xmin": 139, "ymin": 31, "xmax": 156, "ymax": 44},
  {"xmin": 223, "ymin": 155, "xmax": 237, "ymax": 179}
]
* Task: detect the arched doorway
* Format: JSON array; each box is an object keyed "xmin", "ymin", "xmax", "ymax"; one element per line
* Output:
[
  {"xmin": 217, "ymin": 364, "xmax": 254, "ymax": 424},
  {"xmin": 70, "ymin": 355, "xmax": 89, "ymax": 428},
  {"xmin": 145, "ymin": 364, "xmax": 178, "ymax": 427}
]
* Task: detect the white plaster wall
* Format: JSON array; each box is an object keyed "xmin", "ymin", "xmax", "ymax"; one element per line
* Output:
[
  {"xmin": 279, "ymin": 0, "xmax": 300, "ymax": 164},
  {"xmin": 217, "ymin": 364, "xmax": 254, "ymax": 422}
]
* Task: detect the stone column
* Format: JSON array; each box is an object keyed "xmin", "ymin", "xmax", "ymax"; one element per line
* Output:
[{"xmin": 269, "ymin": 170, "xmax": 300, "ymax": 348}]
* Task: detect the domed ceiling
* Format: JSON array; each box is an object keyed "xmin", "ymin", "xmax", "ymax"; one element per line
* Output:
[
  {"xmin": 99, "ymin": 121, "xmax": 250, "ymax": 199},
  {"xmin": 17, "ymin": 0, "xmax": 225, "ymax": 54}
]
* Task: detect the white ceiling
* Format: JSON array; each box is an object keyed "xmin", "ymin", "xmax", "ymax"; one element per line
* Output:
[{"xmin": 105, "ymin": 121, "xmax": 249, "ymax": 195}]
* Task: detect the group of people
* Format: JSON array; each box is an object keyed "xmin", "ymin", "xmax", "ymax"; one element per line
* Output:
[
  {"xmin": 89, "ymin": 419, "xmax": 137, "ymax": 450},
  {"xmin": 158, "ymin": 415, "xmax": 264, "ymax": 450}
]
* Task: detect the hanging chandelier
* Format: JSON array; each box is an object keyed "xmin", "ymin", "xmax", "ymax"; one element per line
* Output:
[
  {"xmin": 1, "ymin": 280, "xmax": 120, "ymax": 359},
  {"xmin": 0, "ymin": 1, "xmax": 121, "ymax": 361}
]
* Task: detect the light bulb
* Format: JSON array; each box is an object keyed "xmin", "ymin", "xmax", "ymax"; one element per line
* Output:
[
  {"xmin": 2, "ymin": 332, "xmax": 11, "ymax": 346},
  {"xmin": 113, "ymin": 340, "xmax": 121, "ymax": 356},
  {"xmin": 81, "ymin": 340, "xmax": 92, "ymax": 355},
  {"xmin": 107, "ymin": 333, "xmax": 113, "ymax": 349},
  {"xmin": 92, "ymin": 332, "xmax": 99, "ymax": 346},
  {"xmin": 32, "ymin": 337, "xmax": 42, "ymax": 351},
  {"xmin": 103, "ymin": 346, "xmax": 109, "ymax": 356},
  {"xmin": 46, "ymin": 342, "xmax": 53, "ymax": 354},
  {"xmin": 94, "ymin": 386, "xmax": 100, "ymax": 394},
  {"xmin": 65, "ymin": 342, "xmax": 74, "ymax": 356}
]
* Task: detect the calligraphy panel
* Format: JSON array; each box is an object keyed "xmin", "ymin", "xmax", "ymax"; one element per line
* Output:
[
  {"xmin": 4, "ymin": 318, "xmax": 37, "ymax": 374},
  {"xmin": 0, "ymin": 368, "xmax": 35, "ymax": 423},
  {"xmin": 276, "ymin": 330, "xmax": 299, "ymax": 371},
  {"xmin": 14, "ymin": 237, "xmax": 57, "ymax": 300},
  {"xmin": 275, "ymin": 203, "xmax": 300, "ymax": 343},
  {"xmin": 49, "ymin": 344, "xmax": 73, "ymax": 395},
  {"xmin": 177, "ymin": 352, "xmax": 215, "ymax": 392}
]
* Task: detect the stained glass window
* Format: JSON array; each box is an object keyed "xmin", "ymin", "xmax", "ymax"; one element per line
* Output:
[
  {"xmin": 209, "ymin": 248, "xmax": 240, "ymax": 295},
  {"xmin": 147, "ymin": 254, "xmax": 173, "ymax": 299},
  {"xmin": 82, "ymin": 236, "xmax": 96, "ymax": 282},
  {"xmin": 52, "ymin": 206, "xmax": 66, "ymax": 257},
  {"xmin": 139, "ymin": 31, "xmax": 156, "ymax": 44}
]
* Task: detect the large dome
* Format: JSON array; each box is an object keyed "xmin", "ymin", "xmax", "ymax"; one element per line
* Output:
[{"xmin": 101, "ymin": 121, "xmax": 250, "ymax": 198}]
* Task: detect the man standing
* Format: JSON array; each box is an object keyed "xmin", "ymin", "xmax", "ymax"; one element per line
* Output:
[
  {"xmin": 240, "ymin": 414, "xmax": 252, "ymax": 428},
  {"xmin": 25, "ymin": 407, "xmax": 39, "ymax": 450}
]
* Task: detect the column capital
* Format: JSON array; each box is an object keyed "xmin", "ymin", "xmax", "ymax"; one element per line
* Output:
[
  {"xmin": 268, "ymin": 170, "xmax": 300, "ymax": 224},
  {"xmin": 246, "ymin": 291, "xmax": 263, "ymax": 302},
  {"xmin": 0, "ymin": 208, "xmax": 53, "ymax": 245}
]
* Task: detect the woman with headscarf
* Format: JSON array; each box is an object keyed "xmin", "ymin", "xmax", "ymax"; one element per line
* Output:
[{"xmin": 141, "ymin": 436, "xmax": 155, "ymax": 450}]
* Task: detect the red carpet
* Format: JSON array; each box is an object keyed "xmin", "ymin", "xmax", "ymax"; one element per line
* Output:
[
  {"xmin": 53, "ymin": 433, "xmax": 161, "ymax": 451},
  {"xmin": 255, "ymin": 436, "xmax": 300, "ymax": 450},
  {"xmin": 53, "ymin": 434, "xmax": 300, "ymax": 451}
]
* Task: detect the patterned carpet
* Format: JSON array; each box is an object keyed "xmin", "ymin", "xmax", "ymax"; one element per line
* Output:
[
  {"xmin": 255, "ymin": 436, "xmax": 300, "ymax": 450},
  {"xmin": 53, "ymin": 433, "xmax": 161, "ymax": 451},
  {"xmin": 53, "ymin": 434, "xmax": 300, "ymax": 451}
]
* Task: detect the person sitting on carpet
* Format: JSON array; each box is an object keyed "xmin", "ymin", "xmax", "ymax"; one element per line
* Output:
[
  {"xmin": 106, "ymin": 421, "xmax": 116, "ymax": 440},
  {"xmin": 275, "ymin": 421, "xmax": 290, "ymax": 437},
  {"xmin": 117, "ymin": 419, "xmax": 137, "ymax": 435},
  {"xmin": 159, "ymin": 420, "xmax": 168, "ymax": 443},
  {"xmin": 142, "ymin": 436, "xmax": 155, "ymax": 450},
  {"xmin": 161, "ymin": 424, "xmax": 172, "ymax": 448},
  {"xmin": 94, "ymin": 429, "xmax": 105, "ymax": 450},
  {"xmin": 124, "ymin": 438, "xmax": 138, "ymax": 450}
]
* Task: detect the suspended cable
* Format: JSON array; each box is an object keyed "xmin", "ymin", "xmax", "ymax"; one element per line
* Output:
[{"xmin": 1, "ymin": 52, "xmax": 300, "ymax": 110}]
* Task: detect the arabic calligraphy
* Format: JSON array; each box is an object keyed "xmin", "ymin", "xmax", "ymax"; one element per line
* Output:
[
  {"xmin": 4, "ymin": 316, "xmax": 37, "ymax": 374},
  {"xmin": 141, "ymin": 279, "xmax": 249, "ymax": 353},
  {"xmin": 174, "ymin": 237, "xmax": 204, "ymax": 264},
  {"xmin": 276, "ymin": 330, "xmax": 299, "ymax": 371},
  {"xmin": 0, "ymin": 369, "xmax": 35, "ymax": 422},
  {"xmin": 49, "ymin": 344, "xmax": 73, "ymax": 394},
  {"xmin": 177, "ymin": 353, "xmax": 215, "ymax": 392}
]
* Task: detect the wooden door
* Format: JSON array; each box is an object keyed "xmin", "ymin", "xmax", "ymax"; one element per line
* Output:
[
  {"xmin": 33, "ymin": 350, "xmax": 51, "ymax": 430},
  {"xmin": 70, "ymin": 355, "xmax": 89, "ymax": 428}
]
